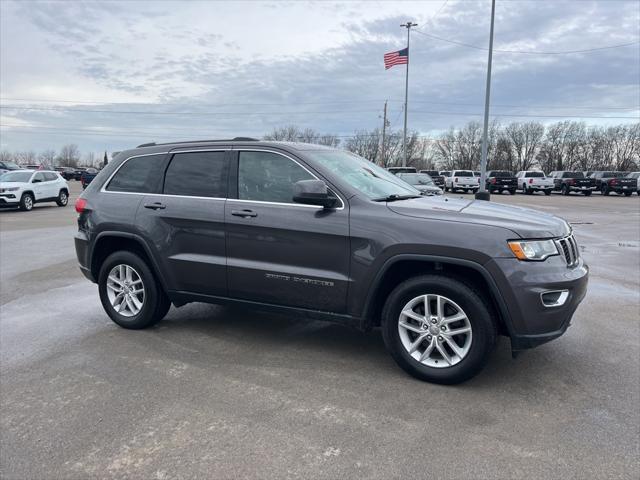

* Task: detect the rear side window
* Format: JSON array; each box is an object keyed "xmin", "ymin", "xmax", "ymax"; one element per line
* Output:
[
  {"xmin": 43, "ymin": 172, "xmax": 58, "ymax": 181},
  {"xmin": 238, "ymin": 151, "xmax": 313, "ymax": 203},
  {"xmin": 455, "ymin": 171, "xmax": 473, "ymax": 177},
  {"xmin": 107, "ymin": 154, "xmax": 166, "ymax": 193},
  {"xmin": 163, "ymin": 151, "xmax": 228, "ymax": 198}
]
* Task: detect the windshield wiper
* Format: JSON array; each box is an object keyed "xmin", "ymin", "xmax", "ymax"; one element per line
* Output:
[{"xmin": 372, "ymin": 194, "xmax": 422, "ymax": 202}]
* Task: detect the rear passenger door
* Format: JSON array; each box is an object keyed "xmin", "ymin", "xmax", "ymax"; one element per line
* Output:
[
  {"xmin": 225, "ymin": 149, "xmax": 350, "ymax": 313},
  {"xmin": 135, "ymin": 149, "xmax": 230, "ymax": 296},
  {"xmin": 31, "ymin": 172, "xmax": 47, "ymax": 200}
]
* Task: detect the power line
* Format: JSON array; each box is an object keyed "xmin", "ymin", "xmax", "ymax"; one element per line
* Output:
[{"xmin": 413, "ymin": 29, "xmax": 640, "ymax": 55}]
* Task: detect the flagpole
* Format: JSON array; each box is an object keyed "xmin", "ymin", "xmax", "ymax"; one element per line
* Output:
[{"xmin": 400, "ymin": 21, "xmax": 417, "ymax": 167}]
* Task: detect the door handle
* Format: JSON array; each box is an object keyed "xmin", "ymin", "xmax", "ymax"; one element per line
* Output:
[
  {"xmin": 231, "ymin": 209, "xmax": 258, "ymax": 218},
  {"xmin": 144, "ymin": 202, "xmax": 166, "ymax": 210}
]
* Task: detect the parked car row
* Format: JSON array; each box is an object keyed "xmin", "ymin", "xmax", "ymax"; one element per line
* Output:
[{"xmin": 387, "ymin": 167, "xmax": 640, "ymax": 196}]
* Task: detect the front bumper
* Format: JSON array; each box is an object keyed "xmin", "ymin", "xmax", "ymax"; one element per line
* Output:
[
  {"xmin": 0, "ymin": 195, "xmax": 19, "ymax": 206},
  {"xmin": 485, "ymin": 255, "xmax": 589, "ymax": 351}
]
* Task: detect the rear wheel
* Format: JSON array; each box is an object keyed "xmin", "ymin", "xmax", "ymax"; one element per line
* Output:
[
  {"xmin": 381, "ymin": 275, "xmax": 497, "ymax": 384},
  {"xmin": 624, "ymin": 191, "xmax": 632, "ymax": 197},
  {"xmin": 602, "ymin": 185, "xmax": 610, "ymax": 196},
  {"xmin": 509, "ymin": 189, "xmax": 516, "ymax": 195},
  {"xmin": 583, "ymin": 190, "xmax": 592, "ymax": 196},
  {"xmin": 19, "ymin": 193, "xmax": 34, "ymax": 211},
  {"xmin": 544, "ymin": 189, "xmax": 551, "ymax": 196},
  {"xmin": 524, "ymin": 184, "xmax": 532, "ymax": 195},
  {"xmin": 98, "ymin": 251, "xmax": 170, "ymax": 329},
  {"xmin": 561, "ymin": 185, "xmax": 570, "ymax": 196},
  {"xmin": 56, "ymin": 189, "xmax": 68, "ymax": 207}
]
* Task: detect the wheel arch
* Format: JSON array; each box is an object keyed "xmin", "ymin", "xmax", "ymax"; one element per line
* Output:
[
  {"xmin": 361, "ymin": 255, "xmax": 514, "ymax": 338},
  {"xmin": 90, "ymin": 232, "xmax": 168, "ymax": 293}
]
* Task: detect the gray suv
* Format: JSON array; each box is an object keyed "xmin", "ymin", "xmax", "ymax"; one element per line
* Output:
[{"xmin": 74, "ymin": 139, "xmax": 589, "ymax": 384}]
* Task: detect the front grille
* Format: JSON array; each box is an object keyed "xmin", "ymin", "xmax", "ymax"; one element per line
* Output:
[{"xmin": 555, "ymin": 234, "xmax": 580, "ymax": 268}]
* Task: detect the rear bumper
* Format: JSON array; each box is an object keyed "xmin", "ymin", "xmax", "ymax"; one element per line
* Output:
[
  {"xmin": 75, "ymin": 230, "xmax": 96, "ymax": 282},
  {"xmin": 568, "ymin": 185, "xmax": 596, "ymax": 191},
  {"xmin": 486, "ymin": 256, "xmax": 589, "ymax": 351}
]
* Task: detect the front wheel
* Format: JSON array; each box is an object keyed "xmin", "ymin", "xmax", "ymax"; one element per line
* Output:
[
  {"xmin": 98, "ymin": 251, "xmax": 170, "ymax": 329},
  {"xmin": 381, "ymin": 275, "xmax": 497, "ymax": 384},
  {"xmin": 19, "ymin": 193, "xmax": 34, "ymax": 211}
]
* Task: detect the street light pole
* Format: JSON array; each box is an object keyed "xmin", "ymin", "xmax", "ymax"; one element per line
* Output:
[
  {"xmin": 400, "ymin": 21, "xmax": 417, "ymax": 167},
  {"xmin": 476, "ymin": 0, "xmax": 496, "ymax": 201}
]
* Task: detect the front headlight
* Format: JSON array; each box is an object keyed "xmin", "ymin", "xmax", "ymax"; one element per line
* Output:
[
  {"xmin": 508, "ymin": 239, "xmax": 558, "ymax": 261},
  {"xmin": 0, "ymin": 187, "xmax": 19, "ymax": 192}
]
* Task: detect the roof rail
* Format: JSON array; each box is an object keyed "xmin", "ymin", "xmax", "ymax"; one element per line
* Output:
[{"xmin": 136, "ymin": 137, "xmax": 259, "ymax": 148}]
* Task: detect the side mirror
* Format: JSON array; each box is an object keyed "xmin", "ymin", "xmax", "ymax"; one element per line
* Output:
[{"xmin": 293, "ymin": 180, "xmax": 338, "ymax": 209}]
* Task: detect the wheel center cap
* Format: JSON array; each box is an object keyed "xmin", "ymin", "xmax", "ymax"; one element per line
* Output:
[{"xmin": 429, "ymin": 326, "xmax": 440, "ymax": 335}]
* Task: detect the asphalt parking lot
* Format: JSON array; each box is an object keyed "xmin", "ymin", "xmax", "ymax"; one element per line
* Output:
[{"xmin": 1, "ymin": 182, "xmax": 639, "ymax": 479}]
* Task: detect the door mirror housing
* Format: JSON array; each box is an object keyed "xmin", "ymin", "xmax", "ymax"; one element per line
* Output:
[{"xmin": 293, "ymin": 180, "xmax": 338, "ymax": 209}]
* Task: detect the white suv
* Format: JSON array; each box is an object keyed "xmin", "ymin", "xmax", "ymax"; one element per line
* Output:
[
  {"xmin": 515, "ymin": 171, "xmax": 554, "ymax": 195},
  {"xmin": 445, "ymin": 170, "xmax": 479, "ymax": 193},
  {"xmin": 0, "ymin": 170, "xmax": 70, "ymax": 211}
]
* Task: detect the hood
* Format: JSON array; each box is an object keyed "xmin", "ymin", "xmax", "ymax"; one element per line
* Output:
[
  {"xmin": 387, "ymin": 196, "xmax": 570, "ymax": 238},
  {"xmin": 0, "ymin": 182, "xmax": 25, "ymax": 189}
]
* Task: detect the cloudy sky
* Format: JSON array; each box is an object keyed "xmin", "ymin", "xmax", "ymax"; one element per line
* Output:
[{"xmin": 1, "ymin": 0, "xmax": 639, "ymax": 156}]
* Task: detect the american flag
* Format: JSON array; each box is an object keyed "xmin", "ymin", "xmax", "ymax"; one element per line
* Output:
[{"xmin": 384, "ymin": 47, "xmax": 408, "ymax": 70}]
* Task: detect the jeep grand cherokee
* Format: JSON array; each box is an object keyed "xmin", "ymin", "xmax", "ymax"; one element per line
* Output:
[{"xmin": 74, "ymin": 139, "xmax": 588, "ymax": 384}]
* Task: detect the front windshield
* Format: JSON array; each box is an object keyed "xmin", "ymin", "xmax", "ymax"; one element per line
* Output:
[
  {"xmin": 492, "ymin": 171, "xmax": 513, "ymax": 177},
  {"xmin": 400, "ymin": 173, "xmax": 435, "ymax": 186},
  {"xmin": 602, "ymin": 171, "xmax": 624, "ymax": 178},
  {"xmin": 306, "ymin": 150, "xmax": 419, "ymax": 199},
  {"xmin": 0, "ymin": 171, "xmax": 32, "ymax": 183},
  {"xmin": 2, "ymin": 162, "xmax": 20, "ymax": 170}
]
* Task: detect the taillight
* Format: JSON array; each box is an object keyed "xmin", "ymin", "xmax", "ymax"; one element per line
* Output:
[
  {"xmin": 529, "ymin": 178, "xmax": 533, "ymax": 184},
  {"xmin": 75, "ymin": 198, "xmax": 87, "ymax": 213},
  {"xmin": 610, "ymin": 179, "xmax": 618, "ymax": 185},
  {"xmin": 491, "ymin": 178, "xmax": 497, "ymax": 184},
  {"xmin": 569, "ymin": 179, "xmax": 575, "ymax": 185}
]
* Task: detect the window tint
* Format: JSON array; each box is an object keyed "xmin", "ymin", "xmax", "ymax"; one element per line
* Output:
[
  {"xmin": 33, "ymin": 172, "xmax": 46, "ymax": 182},
  {"xmin": 238, "ymin": 151, "xmax": 314, "ymax": 203},
  {"xmin": 43, "ymin": 172, "xmax": 58, "ymax": 181},
  {"xmin": 455, "ymin": 171, "xmax": 473, "ymax": 177},
  {"xmin": 525, "ymin": 171, "xmax": 544, "ymax": 178},
  {"xmin": 107, "ymin": 154, "xmax": 166, "ymax": 193},
  {"xmin": 164, "ymin": 151, "xmax": 227, "ymax": 198}
]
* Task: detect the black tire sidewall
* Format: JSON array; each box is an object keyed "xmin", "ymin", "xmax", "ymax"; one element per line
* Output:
[
  {"xmin": 56, "ymin": 189, "xmax": 68, "ymax": 206},
  {"xmin": 381, "ymin": 275, "xmax": 496, "ymax": 384},
  {"xmin": 98, "ymin": 251, "xmax": 165, "ymax": 329}
]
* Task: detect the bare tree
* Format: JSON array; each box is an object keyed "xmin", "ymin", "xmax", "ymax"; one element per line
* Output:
[
  {"xmin": 15, "ymin": 151, "xmax": 37, "ymax": 165},
  {"xmin": 39, "ymin": 149, "xmax": 57, "ymax": 167},
  {"xmin": 506, "ymin": 121, "xmax": 545, "ymax": 172},
  {"xmin": 57, "ymin": 144, "xmax": 80, "ymax": 167},
  {"xmin": 345, "ymin": 129, "xmax": 381, "ymax": 164},
  {"xmin": 0, "ymin": 150, "xmax": 14, "ymax": 163}
]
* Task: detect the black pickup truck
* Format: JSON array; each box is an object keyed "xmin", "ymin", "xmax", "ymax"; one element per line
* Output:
[
  {"xmin": 485, "ymin": 171, "xmax": 517, "ymax": 194},
  {"xmin": 549, "ymin": 171, "xmax": 596, "ymax": 196},
  {"xmin": 590, "ymin": 171, "xmax": 636, "ymax": 196},
  {"xmin": 419, "ymin": 170, "xmax": 445, "ymax": 188}
]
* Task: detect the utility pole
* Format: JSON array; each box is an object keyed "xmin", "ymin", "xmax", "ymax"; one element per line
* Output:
[
  {"xmin": 381, "ymin": 100, "xmax": 388, "ymax": 166},
  {"xmin": 400, "ymin": 21, "xmax": 417, "ymax": 167},
  {"xmin": 476, "ymin": 0, "xmax": 495, "ymax": 201}
]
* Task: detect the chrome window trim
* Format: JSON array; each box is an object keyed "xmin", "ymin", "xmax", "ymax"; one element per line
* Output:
[{"xmin": 235, "ymin": 148, "xmax": 346, "ymax": 210}]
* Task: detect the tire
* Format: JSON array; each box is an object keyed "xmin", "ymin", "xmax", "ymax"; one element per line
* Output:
[
  {"xmin": 561, "ymin": 185, "xmax": 570, "ymax": 196},
  {"xmin": 19, "ymin": 192, "xmax": 34, "ymax": 211},
  {"xmin": 98, "ymin": 251, "xmax": 170, "ymax": 329},
  {"xmin": 544, "ymin": 189, "xmax": 551, "ymax": 196},
  {"xmin": 524, "ymin": 184, "xmax": 532, "ymax": 195},
  {"xmin": 509, "ymin": 189, "xmax": 516, "ymax": 195},
  {"xmin": 56, "ymin": 189, "xmax": 69, "ymax": 207},
  {"xmin": 624, "ymin": 191, "xmax": 632, "ymax": 197},
  {"xmin": 584, "ymin": 190, "xmax": 592, "ymax": 196},
  {"xmin": 463, "ymin": 189, "xmax": 469, "ymax": 193},
  {"xmin": 602, "ymin": 185, "xmax": 610, "ymax": 196},
  {"xmin": 381, "ymin": 275, "xmax": 497, "ymax": 385}
]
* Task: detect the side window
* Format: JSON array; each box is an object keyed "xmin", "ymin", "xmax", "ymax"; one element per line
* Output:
[
  {"xmin": 163, "ymin": 151, "xmax": 227, "ymax": 198},
  {"xmin": 238, "ymin": 151, "xmax": 314, "ymax": 204},
  {"xmin": 33, "ymin": 172, "xmax": 45, "ymax": 183},
  {"xmin": 107, "ymin": 154, "xmax": 166, "ymax": 193},
  {"xmin": 43, "ymin": 172, "xmax": 58, "ymax": 181}
]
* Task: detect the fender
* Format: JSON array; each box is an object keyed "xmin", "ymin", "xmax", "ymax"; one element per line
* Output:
[
  {"xmin": 92, "ymin": 230, "xmax": 170, "ymax": 293},
  {"xmin": 361, "ymin": 254, "xmax": 515, "ymax": 337}
]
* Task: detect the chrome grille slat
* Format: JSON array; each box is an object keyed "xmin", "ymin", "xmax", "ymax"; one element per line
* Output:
[{"xmin": 556, "ymin": 234, "xmax": 579, "ymax": 268}]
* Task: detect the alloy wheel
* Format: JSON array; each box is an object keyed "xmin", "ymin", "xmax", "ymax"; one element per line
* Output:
[
  {"xmin": 398, "ymin": 294, "xmax": 473, "ymax": 368},
  {"xmin": 106, "ymin": 264, "xmax": 145, "ymax": 317}
]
